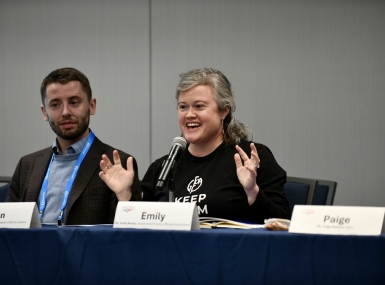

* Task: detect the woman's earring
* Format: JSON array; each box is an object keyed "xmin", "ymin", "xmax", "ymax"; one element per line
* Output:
[{"xmin": 222, "ymin": 119, "xmax": 224, "ymax": 134}]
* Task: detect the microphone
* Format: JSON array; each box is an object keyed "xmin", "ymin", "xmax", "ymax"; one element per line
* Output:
[{"xmin": 156, "ymin": 136, "xmax": 187, "ymax": 190}]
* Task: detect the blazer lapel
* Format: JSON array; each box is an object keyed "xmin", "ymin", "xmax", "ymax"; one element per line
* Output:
[{"xmin": 65, "ymin": 137, "xmax": 105, "ymax": 218}]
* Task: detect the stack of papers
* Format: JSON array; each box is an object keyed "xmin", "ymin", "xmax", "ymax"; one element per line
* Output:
[{"xmin": 199, "ymin": 217, "xmax": 264, "ymax": 229}]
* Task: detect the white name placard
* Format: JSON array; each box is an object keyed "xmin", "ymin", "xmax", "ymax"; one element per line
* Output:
[
  {"xmin": 113, "ymin": 201, "xmax": 200, "ymax": 231},
  {"xmin": 0, "ymin": 202, "xmax": 41, "ymax": 228},
  {"xmin": 289, "ymin": 205, "xmax": 385, "ymax": 236}
]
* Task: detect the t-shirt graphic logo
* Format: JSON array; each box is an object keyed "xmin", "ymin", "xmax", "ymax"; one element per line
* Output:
[{"xmin": 187, "ymin": 176, "xmax": 203, "ymax": 194}]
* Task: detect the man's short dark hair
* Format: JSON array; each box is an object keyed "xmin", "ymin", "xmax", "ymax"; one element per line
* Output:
[{"xmin": 40, "ymin": 67, "xmax": 92, "ymax": 105}]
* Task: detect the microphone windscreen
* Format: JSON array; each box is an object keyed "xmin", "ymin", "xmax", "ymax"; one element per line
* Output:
[{"xmin": 172, "ymin": 137, "xmax": 187, "ymax": 150}]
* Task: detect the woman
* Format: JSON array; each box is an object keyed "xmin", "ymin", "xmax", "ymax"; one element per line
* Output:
[{"xmin": 100, "ymin": 68, "xmax": 290, "ymax": 224}]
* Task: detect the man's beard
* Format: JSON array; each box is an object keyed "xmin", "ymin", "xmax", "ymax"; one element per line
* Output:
[{"xmin": 48, "ymin": 110, "xmax": 90, "ymax": 141}]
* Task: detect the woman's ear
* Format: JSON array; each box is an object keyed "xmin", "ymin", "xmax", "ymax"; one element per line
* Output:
[{"xmin": 222, "ymin": 106, "xmax": 230, "ymax": 119}]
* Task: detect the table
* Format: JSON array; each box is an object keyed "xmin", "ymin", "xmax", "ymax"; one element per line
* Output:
[{"xmin": 1, "ymin": 226, "xmax": 384, "ymax": 284}]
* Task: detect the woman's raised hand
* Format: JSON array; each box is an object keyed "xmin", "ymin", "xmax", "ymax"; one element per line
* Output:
[{"xmin": 234, "ymin": 143, "xmax": 260, "ymax": 205}]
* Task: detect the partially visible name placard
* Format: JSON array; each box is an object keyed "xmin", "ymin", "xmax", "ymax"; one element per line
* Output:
[
  {"xmin": 0, "ymin": 202, "xmax": 41, "ymax": 228},
  {"xmin": 289, "ymin": 205, "xmax": 385, "ymax": 236},
  {"xmin": 113, "ymin": 202, "xmax": 200, "ymax": 231}
]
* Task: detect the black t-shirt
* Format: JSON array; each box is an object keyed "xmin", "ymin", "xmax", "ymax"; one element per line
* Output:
[{"xmin": 141, "ymin": 140, "xmax": 290, "ymax": 224}]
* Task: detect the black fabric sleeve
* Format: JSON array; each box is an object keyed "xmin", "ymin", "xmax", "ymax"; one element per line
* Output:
[
  {"xmin": 141, "ymin": 155, "xmax": 169, "ymax": 202},
  {"xmin": 247, "ymin": 143, "xmax": 290, "ymax": 220}
]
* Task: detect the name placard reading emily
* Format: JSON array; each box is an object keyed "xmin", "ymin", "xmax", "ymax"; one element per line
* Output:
[
  {"xmin": 113, "ymin": 201, "xmax": 200, "ymax": 231},
  {"xmin": 289, "ymin": 205, "xmax": 385, "ymax": 236},
  {"xmin": 0, "ymin": 202, "xmax": 41, "ymax": 228}
]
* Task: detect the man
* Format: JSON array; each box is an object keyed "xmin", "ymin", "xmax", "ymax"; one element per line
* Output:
[{"xmin": 6, "ymin": 67, "xmax": 141, "ymax": 225}]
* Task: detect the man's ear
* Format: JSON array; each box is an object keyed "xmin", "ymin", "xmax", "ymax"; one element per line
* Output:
[
  {"xmin": 90, "ymin": 98, "xmax": 96, "ymax": 115},
  {"xmin": 41, "ymin": 105, "xmax": 48, "ymax": 121}
]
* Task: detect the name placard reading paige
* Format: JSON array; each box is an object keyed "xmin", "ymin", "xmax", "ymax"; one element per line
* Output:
[
  {"xmin": 0, "ymin": 202, "xmax": 41, "ymax": 228},
  {"xmin": 113, "ymin": 201, "xmax": 200, "ymax": 231},
  {"xmin": 289, "ymin": 205, "xmax": 385, "ymax": 236}
]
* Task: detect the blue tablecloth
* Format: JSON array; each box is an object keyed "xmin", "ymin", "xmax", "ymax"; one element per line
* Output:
[{"xmin": 1, "ymin": 225, "xmax": 384, "ymax": 284}]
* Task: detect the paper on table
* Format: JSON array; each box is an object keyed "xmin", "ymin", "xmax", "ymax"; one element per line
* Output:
[{"xmin": 199, "ymin": 217, "xmax": 264, "ymax": 229}]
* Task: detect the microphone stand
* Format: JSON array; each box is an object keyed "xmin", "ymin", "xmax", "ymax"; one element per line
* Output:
[
  {"xmin": 168, "ymin": 169, "xmax": 175, "ymax": 202},
  {"xmin": 168, "ymin": 178, "xmax": 175, "ymax": 202}
]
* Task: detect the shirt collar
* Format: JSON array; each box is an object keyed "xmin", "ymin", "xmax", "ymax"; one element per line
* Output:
[{"xmin": 52, "ymin": 133, "xmax": 91, "ymax": 155}]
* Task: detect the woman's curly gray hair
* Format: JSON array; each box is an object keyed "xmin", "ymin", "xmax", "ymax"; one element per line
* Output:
[{"xmin": 176, "ymin": 68, "xmax": 249, "ymax": 145}]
